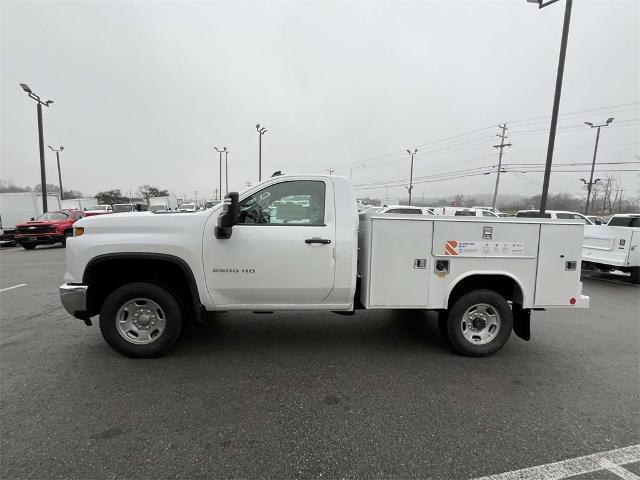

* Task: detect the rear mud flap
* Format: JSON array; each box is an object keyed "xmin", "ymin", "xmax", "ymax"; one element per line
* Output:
[{"xmin": 513, "ymin": 304, "xmax": 531, "ymax": 341}]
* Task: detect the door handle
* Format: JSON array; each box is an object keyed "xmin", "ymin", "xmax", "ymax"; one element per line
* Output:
[{"xmin": 305, "ymin": 237, "xmax": 331, "ymax": 244}]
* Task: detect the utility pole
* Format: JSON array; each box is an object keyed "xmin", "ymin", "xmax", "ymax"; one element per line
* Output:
[
  {"xmin": 214, "ymin": 146, "xmax": 226, "ymax": 201},
  {"xmin": 48, "ymin": 145, "xmax": 65, "ymax": 200},
  {"xmin": 406, "ymin": 149, "xmax": 418, "ymax": 205},
  {"xmin": 527, "ymin": 0, "xmax": 574, "ymax": 217},
  {"xmin": 491, "ymin": 124, "xmax": 512, "ymax": 211},
  {"xmin": 384, "ymin": 184, "xmax": 389, "ymax": 201},
  {"xmin": 19, "ymin": 84, "xmax": 53, "ymax": 213},
  {"xmin": 214, "ymin": 188, "xmax": 218, "ymax": 202},
  {"xmin": 225, "ymin": 150, "xmax": 229, "ymax": 195},
  {"xmin": 256, "ymin": 124, "xmax": 267, "ymax": 182},
  {"xmin": 583, "ymin": 118, "xmax": 613, "ymax": 215},
  {"xmin": 349, "ymin": 164, "xmax": 365, "ymax": 180},
  {"xmin": 194, "ymin": 191, "xmax": 199, "ymax": 205}
]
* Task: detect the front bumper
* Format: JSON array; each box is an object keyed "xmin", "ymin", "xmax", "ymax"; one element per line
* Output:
[
  {"xmin": 59, "ymin": 283, "xmax": 91, "ymax": 324},
  {"xmin": 17, "ymin": 234, "xmax": 62, "ymax": 244}
]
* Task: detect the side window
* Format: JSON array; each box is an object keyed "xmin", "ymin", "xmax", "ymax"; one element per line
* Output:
[
  {"xmin": 482, "ymin": 211, "xmax": 494, "ymax": 217},
  {"xmin": 556, "ymin": 213, "xmax": 572, "ymax": 219},
  {"xmin": 401, "ymin": 209, "xmax": 422, "ymax": 214},
  {"xmin": 237, "ymin": 180, "xmax": 326, "ymax": 226},
  {"xmin": 571, "ymin": 214, "xmax": 589, "ymax": 224},
  {"xmin": 386, "ymin": 209, "xmax": 403, "ymax": 214}
]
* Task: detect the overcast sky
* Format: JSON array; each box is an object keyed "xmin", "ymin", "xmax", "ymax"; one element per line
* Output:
[{"xmin": 1, "ymin": 0, "xmax": 638, "ymax": 202}]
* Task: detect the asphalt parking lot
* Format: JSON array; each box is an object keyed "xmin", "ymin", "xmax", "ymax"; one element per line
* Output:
[{"xmin": 1, "ymin": 245, "xmax": 638, "ymax": 479}]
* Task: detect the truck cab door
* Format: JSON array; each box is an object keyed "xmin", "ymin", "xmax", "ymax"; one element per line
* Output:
[{"xmin": 203, "ymin": 179, "xmax": 336, "ymax": 308}]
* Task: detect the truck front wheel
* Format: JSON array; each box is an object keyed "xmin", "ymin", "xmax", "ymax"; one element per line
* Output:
[
  {"xmin": 446, "ymin": 289, "xmax": 513, "ymax": 357},
  {"xmin": 99, "ymin": 282, "xmax": 183, "ymax": 358}
]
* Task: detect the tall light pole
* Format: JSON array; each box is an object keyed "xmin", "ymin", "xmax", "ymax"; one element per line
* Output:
[
  {"xmin": 526, "ymin": 0, "xmax": 573, "ymax": 216},
  {"xmin": 349, "ymin": 164, "xmax": 365, "ymax": 180},
  {"xmin": 48, "ymin": 145, "xmax": 64, "ymax": 200},
  {"xmin": 406, "ymin": 149, "xmax": 417, "ymax": 205},
  {"xmin": 20, "ymin": 84, "xmax": 53, "ymax": 213},
  {"xmin": 225, "ymin": 150, "xmax": 229, "ymax": 194},
  {"xmin": 256, "ymin": 124, "xmax": 267, "ymax": 182},
  {"xmin": 214, "ymin": 146, "xmax": 226, "ymax": 200},
  {"xmin": 582, "ymin": 118, "xmax": 614, "ymax": 215}
]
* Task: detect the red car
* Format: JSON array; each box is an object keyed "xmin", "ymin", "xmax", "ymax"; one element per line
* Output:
[{"xmin": 15, "ymin": 210, "xmax": 85, "ymax": 250}]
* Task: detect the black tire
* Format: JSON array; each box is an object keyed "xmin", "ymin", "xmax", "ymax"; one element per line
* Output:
[
  {"xmin": 437, "ymin": 310, "xmax": 451, "ymax": 345},
  {"xmin": 446, "ymin": 289, "xmax": 513, "ymax": 357},
  {"xmin": 629, "ymin": 267, "xmax": 640, "ymax": 285},
  {"xmin": 61, "ymin": 231, "xmax": 72, "ymax": 247},
  {"xmin": 99, "ymin": 282, "xmax": 183, "ymax": 358},
  {"xmin": 20, "ymin": 243, "xmax": 36, "ymax": 250}
]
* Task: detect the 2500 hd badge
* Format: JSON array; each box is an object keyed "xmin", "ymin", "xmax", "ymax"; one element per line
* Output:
[{"xmin": 212, "ymin": 268, "xmax": 256, "ymax": 273}]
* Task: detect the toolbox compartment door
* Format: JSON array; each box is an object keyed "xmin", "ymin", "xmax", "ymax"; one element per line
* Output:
[
  {"xmin": 535, "ymin": 223, "xmax": 583, "ymax": 306},
  {"xmin": 367, "ymin": 218, "xmax": 432, "ymax": 308}
]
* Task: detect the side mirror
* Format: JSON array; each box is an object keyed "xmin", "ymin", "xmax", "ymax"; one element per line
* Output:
[
  {"xmin": 215, "ymin": 192, "xmax": 240, "ymax": 239},
  {"xmin": 84, "ymin": 208, "xmax": 87, "ymax": 211},
  {"xmin": 30, "ymin": 217, "xmax": 35, "ymax": 221}
]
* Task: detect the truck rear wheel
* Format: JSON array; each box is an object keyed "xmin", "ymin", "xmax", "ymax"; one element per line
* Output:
[
  {"xmin": 20, "ymin": 243, "xmax": 36, "ymax": 250},
  {"xmin": 629, "ymin": 267, "xmax": 640, "ymax": 285},
  {"xmin": 99, "ymin": 282, "xmax": 183, "ymax": 358},
  {"xmin": 446, "ymin": 289, "xmax": 513, "ymax": 357}
]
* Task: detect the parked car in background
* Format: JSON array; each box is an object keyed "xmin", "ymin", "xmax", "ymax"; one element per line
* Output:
[
  {"xmin": 178, "ymin": 203, "xmax": 198, "ymax": 212},
  {"xmin": 15, "ymin": 210, "xmax": 84, "ymax": 249},
  {"xmin": 84, "ymin": 205, "xmax": 113, "ymax": 217},
  {"xmin": 362, "ymin": 205, "xmax": 433, "ymax": 215},
  {"xmin": 472, "ymin": 206, "xmax": 501, "ymax": 215},
  {"xmin": 583, "ymin": 213, "xmax": 640, "ymax": 283},
  {"xmin": 113, "ymin": 203, "xmax": 149, "ymax": 213},
  {"xmin": 515, "ymin": 210, "xmax": 593, "ymax": 224},
  {"xmin": 434, "ymin": 207, "xmax": 498, "ymax": 217},
  {"xmin": 149, "ymin": 204, "xmax": 170, "ymax": 213}
]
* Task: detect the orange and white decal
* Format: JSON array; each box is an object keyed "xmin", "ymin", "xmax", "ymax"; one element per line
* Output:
[{"xmin": 444, "ymin": 240, "xmax": 458, "ymax": 256}]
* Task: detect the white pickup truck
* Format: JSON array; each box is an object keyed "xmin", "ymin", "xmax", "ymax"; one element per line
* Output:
[
  {"xmin": 60, "ymin": 175, "xmax": 588, "ymax": 358},
  {"xmin": 582, "ymin": 213, "xmax": 640, "ymax": 284}
]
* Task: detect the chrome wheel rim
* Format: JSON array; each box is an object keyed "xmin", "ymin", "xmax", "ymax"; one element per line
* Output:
[
  {"xmin": 116, "ymin": 298, "xmax": 166, "ymax": 345},
  {"xmin": 461, "ymin": 303, "xmax": 500, "ymax": 345}
]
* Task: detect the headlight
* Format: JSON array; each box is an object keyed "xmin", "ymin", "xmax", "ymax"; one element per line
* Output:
[{"xmin": 74, "ymin": 227, "xmax": 84, "ymax": 237}]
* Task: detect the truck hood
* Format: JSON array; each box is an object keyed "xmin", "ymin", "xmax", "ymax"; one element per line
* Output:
[
  {"xmin": 75, "ymin": 209, "xmax": 214, "ymax": 235},
  {"xmin": 15, "ymin": 220, "xmax": 63, "ymax": 228}
]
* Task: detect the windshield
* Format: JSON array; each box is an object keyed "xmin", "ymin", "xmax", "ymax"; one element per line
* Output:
[
  {"xmin": 608, "ymin": 216, "xmax": 640, "ymax": 227},
  {"xmin": 113, "ymin": 204, "xmax": 134, "ymax": 213},
  {"xmin": 516, "ymin": 211, "xmax": 552, "ymax": 218},
  {"xmin": 88, "ymin": 205, "xmax": 108, "ymax": 211},
  {"xmin": 180, "ymin": 203, "xmax": 196, "ymax": 209},
  {"xmin": 35, "ymin": 212, "xmax": 69, "ymax": 221},
  {"xmin": 149, "ymin": 205, "xmax": 168, "ymax": 212}
]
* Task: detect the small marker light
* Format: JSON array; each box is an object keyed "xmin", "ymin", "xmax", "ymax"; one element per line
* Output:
[
  {"xmin": 569, "ymin": 298, "xmax": 576, "ymax": 305},
  {"xmin": 74, "ymin": 227, "xmax": 84, "ymax": 237}
]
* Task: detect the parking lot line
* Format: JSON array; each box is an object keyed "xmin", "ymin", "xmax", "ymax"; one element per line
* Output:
[
  {"xmin": 600, "ymin": 459, "xmax": 640, "ymax": 479},
  {"xmin": 0, "ymin": 284, "xmax": 27, "ymax": 293},
  {"xmin": 472, "ymin": 444, "xmax": 640, "ymax": 480}
]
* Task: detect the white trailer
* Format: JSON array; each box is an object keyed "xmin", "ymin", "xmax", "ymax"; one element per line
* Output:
[
  {"xmin": 0, "ymin": 192, "xmax": 62, "ymax": 229},
  {"xmin": 583, "ymin": 214, "xmax": 640, "ymax": 283},
  {"xmin": 149, "ymin": 195, "xmax": 178, "ymax": 210},
  {"xmin": 60, "ymin": 197, "xmax": 98, "ymax": 211}
]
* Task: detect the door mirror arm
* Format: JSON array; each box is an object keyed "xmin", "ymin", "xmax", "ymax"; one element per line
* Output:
[{"xmin": 215, "ymin": 192, "xmax": 240, "ymax": 239}]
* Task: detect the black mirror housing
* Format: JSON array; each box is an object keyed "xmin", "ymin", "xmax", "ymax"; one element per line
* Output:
[{"xmin": 215, "ymin": 192, "xmax": 240, "ymax": 239}]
